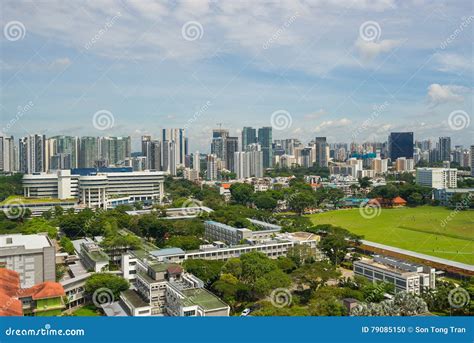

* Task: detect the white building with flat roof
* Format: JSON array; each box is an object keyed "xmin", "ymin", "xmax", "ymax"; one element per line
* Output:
[
  {"xmin": 22, "ymin": 170, "xmax": 166, "ymax": 209},
  {"xmin": 416, "ymin": 167, "xmax": 457, "ymax": 189},
  {"xmin": 0, "ymin": 233, "xmax": 55, "ymax": 288},
  {"xmin": 354, "ymin": 255, "xmax": 436, "ymax": 295}
]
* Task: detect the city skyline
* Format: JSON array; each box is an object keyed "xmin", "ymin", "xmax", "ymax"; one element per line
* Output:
[{"xmin": 1, "ymin": 1, "xmax": 473, "ymax": 153}]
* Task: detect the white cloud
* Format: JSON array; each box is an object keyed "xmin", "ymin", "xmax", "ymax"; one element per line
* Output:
[
  {"xmin": 433, "ymin": 53, "xmax": 473, "ymax": 73},
  {"xmin": 314, "ymin": 118, "xmax": 352, "ymax": 132},
  {"xmin": 50, "ymin": 57, "xmax": 72, "ymax": 69},
  {"xmin": 355, "ymin": 38, "xmax": 402, "ymax": 60},
  {"xmin": 427, "ymin": 83, "xmax": 467, "ymax": 105}
]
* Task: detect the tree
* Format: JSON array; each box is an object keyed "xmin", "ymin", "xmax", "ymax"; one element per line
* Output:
[
  {"xmin": 230, "ymin": 183, "xmax": 254, "ymax": 205},
  {"xmin": 351, "ymin": 291, "xmax": 428, "ymax": 316},
  {"xmin": 164, "ymin": 235, "xmax": 201, "ymax": 250},
  {"xmin": 287, "ymin": 244, "xmax": 317, "ymax": 267},
  {"xmin": 292, "ymin": 261, "xmax": 341, "ymax": 291},
  {"xmin": 288, "ymin": 191, "xmax": 314, "ymax": 214},
  {"xmin": 253, "ymin": 269, "xmax": 291, "ymax": 296},
  {"xmin": 358, "ymin": 177, "xmax": 372, "ymax": 189},
  {"xmin": 182, "ymin": 259, "xmax": 224, "ymax": 285},
  {"xmin": 319, "ymin": 226, "xmax": 361, "ymax": 265},
  {"xmin": 240, "ymin": 252, "xmax": 278, "ymax": 283},
  {"xmin": 60, "ymin": 236, "xmax": 75, "ymax": 255},
  {"xmin": 253, "ymin": 192, "xmax": 278, "ymax": 211},
  {"xmin": 84, "ymin": 273, "xmax": 129, "ymax": 302},
  {"xmin": 21, "ymin": 218, "xmax": 57, "ymax": 238}
]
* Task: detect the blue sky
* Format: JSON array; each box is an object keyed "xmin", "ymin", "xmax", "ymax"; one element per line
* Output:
[{"xmin": 1, "ymin": 0, "xmax": 473, "ymax": 152}]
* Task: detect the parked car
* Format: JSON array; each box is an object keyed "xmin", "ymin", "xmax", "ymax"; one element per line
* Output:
[{"xmin": 240, "ymin": 308, "xmax": 251, "ymax": 316}]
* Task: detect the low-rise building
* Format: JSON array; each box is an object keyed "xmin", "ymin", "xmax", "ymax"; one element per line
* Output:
[
  {"xmin": 0, "ymin": 268, "xmax": 65, "ymax": 316},
  {"xmin": 354, "ymin": 255, "xmax": 436, "ymax": 295},
  {"xmin": 0, "ymin": 233, "xmax": 56, "ymax": 288},
  {"xmin": 118, "ymin": 253, "xmax": 230, "ymax": 317}
]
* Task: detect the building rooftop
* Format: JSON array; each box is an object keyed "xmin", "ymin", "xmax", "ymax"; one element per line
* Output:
[
  {"xmin": 121, "ymin": 289, "xmax": 149, "ymax": 308},
  {"xmin": 149, "ymin": 263, "xmax": 181, "ymax": 273},
  {"xmin": 150, "ymin": 248, "xmax": 185, "ymax": 257},
  {"xmin": 181, "ymin": 288, "xmax": 228, "ymax": 311},
  {"xmin": 0, "ymin": 233, "xmax": 51, "ymax": 250}
]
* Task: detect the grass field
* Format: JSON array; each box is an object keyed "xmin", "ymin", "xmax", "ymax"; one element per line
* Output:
[
  {"xmin": 307, "ymin": 206, "xmax": 474, "ymax": 265},
  {"xmin": 71, "ymin": 305, "xmax": 101, "ymax": 316}
]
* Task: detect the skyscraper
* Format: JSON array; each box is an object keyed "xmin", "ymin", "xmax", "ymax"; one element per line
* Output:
[
  {"xmin": 0, "ymin": 136, "xmax": 15, "ymax": 172},
  {"xmin": 257, "ymin": 127, "xmax": 272, "ymax": 169},
  {"xmin": 438, "ymin": 137, "xmax": 451, "ymax": 162},
  {"xmin": 206, "ymin": 154, "xmax": 218, "ymax": 181},
  {"xmin": 315, "ymin": 137, "xmax": 328, "ymax": 167},
  {"xmin": 193, "ymin": 151, "xmax": 200, "ymax": 173},
  {"xmin": 162, "ymin": 128, "xmax": 187, "ymax": 167},
  {"xmin": 19, "ymin": 134, "xmax": 46, "ymax": 173},
  {"xmin": 99, "ymin": 136, "xmax": 131, "ymax": 166},
  {"xmin": 225, "ymin": 137, "xmax": 239, "ymax": 172},
  {"xmin": 234, "ymin": 144, "xmax": 263, "ymax": 179},
  {"xmin": 388, "ymin": 132, "xmax": 414, "ymax": 160},
  {"xmin": 162, "ymin": 140, "xmax": 176, "ymax": 175},
  {"xmin": 79, "ymin": 136, "xmax": 99, "ymax": 168},
  {"xmin": 470, "ymin": 145, "xmax": 474, "ymax": 177},
  {"xmin": 241, "ymin": 127, "xmax": 256, "ymax": 151}
]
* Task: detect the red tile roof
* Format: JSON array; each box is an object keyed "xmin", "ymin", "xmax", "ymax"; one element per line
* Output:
[
  {"xmin": 0, "ymin": 268, "xmax": 65, "ymax": 316},
  {"xmin": 22, "ymin": 282, "xmax": 65, "ymax": 300},
  {"xmin": 392, "ymin": 196, "xmax": 407, "ymax": 204},
  {"xmin": 0, "ymin": 292, "xmax": 22, "ymax": 316}
]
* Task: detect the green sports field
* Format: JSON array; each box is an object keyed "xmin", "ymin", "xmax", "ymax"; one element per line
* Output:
[{"xmin": 307, "ymin": 206, "xmax": 474, "ymax": 264}]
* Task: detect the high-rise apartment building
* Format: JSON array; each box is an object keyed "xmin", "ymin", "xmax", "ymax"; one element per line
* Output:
[
  {"xmin": 206, "ymin": 154, "xmax": 218, "ymax": 180},
  {"xmin": 315, "ymin": 137, "xmax": 328, "ymax": 167},
  {"xmin": 162, "ymin": 128, "xmax": 187, "ymax": 168},
  {"xmin": 18, "ymin": 134, "xmax": 46, "ymax": 173},
  {"xmin": 234, "ymin": 144, "xmax": 263, "ymax": 179},
  {"xmin": 79, "ymin": 136, "xmax": 99, "ymax": 168},
  {"xmin": 0, "ymin": 136, "xmax": 15, "ymax": 172}
]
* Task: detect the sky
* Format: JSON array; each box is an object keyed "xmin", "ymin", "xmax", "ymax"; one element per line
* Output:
[{"xmin": 1, "ymin": 0, "xmax": 473, "ymax": 153}]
